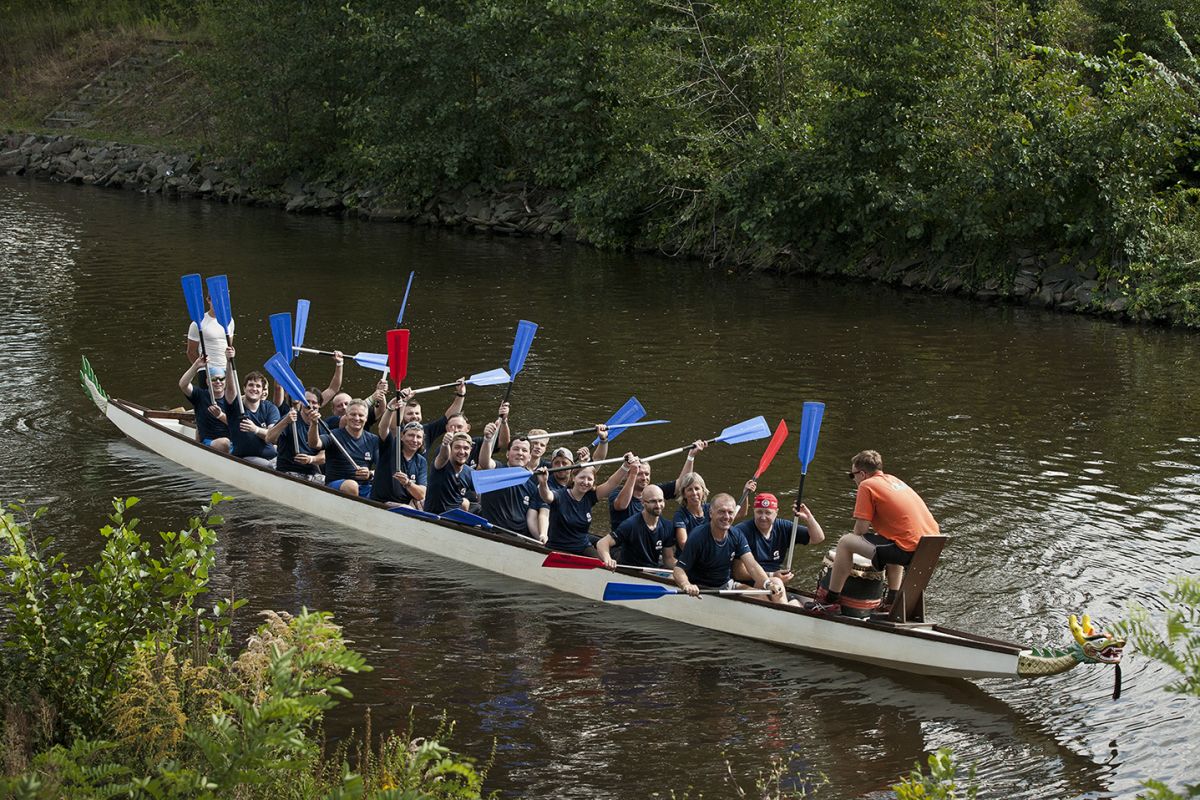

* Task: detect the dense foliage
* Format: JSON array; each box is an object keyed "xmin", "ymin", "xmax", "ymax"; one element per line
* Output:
[
  {"xmin": 0, "ymin": 497, "xmax": 490, "ymax": 799},
  {"xmin": 181, "ymin": 0, "xmax": 1200, "ymax": 323}
]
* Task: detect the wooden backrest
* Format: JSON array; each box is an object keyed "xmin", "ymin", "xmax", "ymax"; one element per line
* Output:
[{"xmin": 887, "ymin": 534, "xmax": 948, "ymax": 623}]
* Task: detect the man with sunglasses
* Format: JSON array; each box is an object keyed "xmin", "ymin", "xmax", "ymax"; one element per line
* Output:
[
  {"xmin": 178, "ymin": 354, "xmax": 230, "ymax": 453},
  {"xmin": 815, "ymin": 449, "xmax": 940, "ymax": 614}
]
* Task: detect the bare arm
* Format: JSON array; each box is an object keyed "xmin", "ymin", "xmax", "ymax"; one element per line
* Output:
[
  {"xmin": 852, "ymin": 518, "xmax": 871, "ymax": 536},
  {"xmin": 673, "ymin": 566, "xmax": 698, "ymax": 597},
  {"xmin": 591, "ymin": 425, "xmax": 609, "ymax": 463},
  {"xmin": 676, "ymin": 439, "xmax": 706, "ymax": 485},
  {"xmin": 479, "ymin": 421, "xmax": 499, "ymax": 470},
  {"xmin": 433, "ymin": 434, "xmax": 452, "ymax": 469},
  {"xmin": 264, "ymin": 407, "xmax": 295, "ymax": 445},
  {"xmin": 796, "ymin": 503, "xmax": 825, "ymax": 546},
  {"xmin": 536, "ymin": 468, "xmax": 554, "ymax": 504},
  {"xmin": 179, "ymin": 356, "xmax": 204, "ymax": 397},
  {"xmin": 737, "ymin": 553, "xmax": 771, "ymax": 589},
  {"xmin": 596, "ymin": 534, "xmax": 619, "ymax": 569},
  {"xmin": 443, "ymin": 378, "xmax": 466, "ymax": 419},
  {"xmin": 321, "ymin": 351, "xmax": 344, "ymax": 404},
  {"xmin": 595, "ymin": 454, "xmax": 637, "ymax": 498}
]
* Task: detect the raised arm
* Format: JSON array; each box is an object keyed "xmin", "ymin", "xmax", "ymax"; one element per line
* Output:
[
  {"xmin": 433, "ymin": 432, "xmax": 452, "ymax": 469},
  {"xmin": 676, "ymin": 439, "xmax": 706, "ymax": 485},
  {"xmin": 321, "ymin": 351, "xmax": 344, "ymax": 404},
  {"xmin": 591, "ymin": 425, "xmax": 609, "ymax": 463},
  {"xmin": 536, "ymin": 467, "xmax": 554, "ymax": 504},
  {"xmin": 479, "ymin": 420, "xmax": 500, "ymax": 470},
  {"xmin": 265, "ymin": 406, "xmax": 295, "ymax": 445},
  {"xmin": 595, "ymin": 453, "xmax": 637, "ymax": 498},
  {"xmin": 443, "ymin": 378, "xmax": 467, "ymax": 419},
  {"xmin": 796, "ymin": 503, "xmax": 825, "ymax": 546},
  {"xmin": 304, "ymin": 405, "xmax": 324, "ymax": 451},
  {"xmin": 179, "ymin": 355, "xmax": 205, "ymax": 397}
]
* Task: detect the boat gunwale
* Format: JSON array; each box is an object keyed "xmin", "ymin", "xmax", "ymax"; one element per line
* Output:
[{"xmin": 106, "ymin": 395, "xmax": 1028, "ymax": 658}]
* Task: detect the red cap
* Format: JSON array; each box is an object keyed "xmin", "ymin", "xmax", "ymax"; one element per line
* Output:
[{"xmin": 754, "ymin": 493, "xmax": 778, "ymax": 510}]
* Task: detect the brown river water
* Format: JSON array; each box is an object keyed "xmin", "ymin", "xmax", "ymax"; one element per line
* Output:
[{"xmin": 2, "ymin": 176, "xmax": 1199, "ymax": 798}]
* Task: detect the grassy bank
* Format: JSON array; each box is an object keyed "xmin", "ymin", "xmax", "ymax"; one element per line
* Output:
[{"xmin": 4, "ymin": 0, "xmax": 1200, "ymax": 325}]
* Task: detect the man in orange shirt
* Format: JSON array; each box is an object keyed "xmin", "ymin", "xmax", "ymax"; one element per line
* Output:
[{"xmin": 815, "ymin": 449, "xmax": 939, "ymax": 613}]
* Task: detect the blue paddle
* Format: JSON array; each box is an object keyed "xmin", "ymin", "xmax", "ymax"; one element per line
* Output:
[
  {"xmin": 268, "ymin": 312, "xmax": 301, "ymax": 449},
  {"xmin": 409, "ymin": 368, "xmax": 511, "ymax": 395},
  {"xmin": 294, "ymin": 299, "xmax": 310, "ymax": 348},
  {"xmin": 292, "ymin": 348, "xmax": 388, "ymax": 371},
  {"xmin": 602, "ymin": 582, "xmax": 771, "ymax": 601},
  {"xmin": 499, "ymin": 320, "xmax": 538, "ymax": 407},
  {"xmin": 472, "ymin": 465, "xmax": 539, "ymax": 494},
  {"xmin": 785, "ymin": 401, "xmax": 826, "ymax": 572},
  {"xmin": 591, "ymin": 396, "xmax": 646, "ymax": 446},
  {"xmin": 263, "ymin": 353, "xmax": 356, "ymax": 465},
  {"xmin": 396, "ymin": 271, "xmax": 415, "ymax": 325},
  {"xmin": 181, "ymin": 273, "xmax": 210, "ymax": 389},
  {"xmin": 269, "ymin": 312, "xmax": 294, "ymax": 364},
  {"xmin": 439, "ymin": 507, "xmax": 539, "ymax": 543},
  {"xmin": 205, "ymin": 274, "xmax": 242, "ymax": 413},
  {"xmin": 636, "ymin": 415, "xmax": 773, "ymax": 464}
]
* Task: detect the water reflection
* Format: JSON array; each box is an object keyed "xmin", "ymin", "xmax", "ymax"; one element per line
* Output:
[{"xmin": 2, "ymin": 175, "xmax": 1199, "ymax": 797}]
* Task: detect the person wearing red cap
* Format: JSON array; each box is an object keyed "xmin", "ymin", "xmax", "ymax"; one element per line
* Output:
[
  {"xmin": 731, "ymin": 492, "xmax": 824, "ymax": 583},
  {"xmin": 673, "ymin": 493, "xmax": 789, "ymax": 605},
  {"xmin": 816, "ymin": 449, "xmax": 940, "ymax": 613}
]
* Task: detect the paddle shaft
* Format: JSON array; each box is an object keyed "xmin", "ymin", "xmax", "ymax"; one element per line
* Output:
[
  {"xmin": 410, "ymin": 380, "xmax": 461, "ymax": 395},
  {"xmin": 784, "ymin": 471, "xmax": 808, "ymax": 573},
  {"xmin": 529, "ymin": 420, "xmax": 667, "ymax": 441},
  {"xmin": 223, "ymin": 333, "xmax": 245, "ymax": 415},
  {"xmin": 315, "ymin": 415, "xmax": 358, "ymax": 468},
  {"xmin": 295, "ymin": 346, "xmax": 335, "ymax": 356}
]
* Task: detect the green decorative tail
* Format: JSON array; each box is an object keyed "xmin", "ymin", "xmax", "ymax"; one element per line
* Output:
[{"xmin": 80, "ymin": 355, "xmax": 109, "ymax": 412}]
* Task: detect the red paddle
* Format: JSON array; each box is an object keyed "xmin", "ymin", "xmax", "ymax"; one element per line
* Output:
[
  {"xmin": 734, "ymin": 418, "xmax": 790, "ymax": 515},
  {"xmin": 542, "ymin": 552, "xmax": 671, "ymax": 575}
]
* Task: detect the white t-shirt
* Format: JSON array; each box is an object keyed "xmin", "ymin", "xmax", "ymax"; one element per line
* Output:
[{"xmin": 187, "ymin": 314, "xmax": 234, "ymax": 369}]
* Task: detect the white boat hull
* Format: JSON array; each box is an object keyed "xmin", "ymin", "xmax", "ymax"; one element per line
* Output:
[{"xmin": 102, "ymin": 397, "xmax": 1025, "ymax": 679}]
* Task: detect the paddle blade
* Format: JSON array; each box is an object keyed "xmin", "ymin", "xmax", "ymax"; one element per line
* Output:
[
  {"xmin": 181, "ymin": 273, "xmax": 205, "ymax": 325},
  {"xmin": 467, "ymin": 368, "xmax": 511, "ymax": 387},
  {"xmin": 797, "ymin": 401, "xmax": 825, "ymax": 471},
  {"xmin": 716, "ymin": 415, "xmax": 771, "ymax": 445},
  {"xmin": 269, "ymin": 312, "xmax": 294, "ymax": 364},
  {"xmin": 205, "ymin": 275, "xmax": 233, "ymax": 331},
  {"xmin": 543, "ymin": 552, "xmax": 604, "ymax": 570},
  {"xmin": 352, "ymin": 352, "xmax": 390, "ymax": 371},
  {"xmin": 294, "ymin": 299, "xmax": 310, "ymax": 347},
  {"xmin": 263, "ymin": 353, "xmax": 307, "ymax": 403},
  {"xmin": 594, "ymin": 395, "xmax": 646, "ymax": 446},
  {"xmin": 388, "ymin": 505, "xmax": 441, "ymax": 522},
  {"xmin": 396, "ymin": 271, "xmax": 415, "ymax": 325},
  {"xmin": 507, "ymin": 320, "xmax": 538, "ymax": 378},
  {"xmin": 602, "ymin": 582, "xmax": 678, "ymax": 601},
  {"xmin": 387, "ymin": 329, "xmax": 410, "ymax": 386},
  {"xmin": 754, "ymin": 419, "xmax": 790, "ymax": 477},
  {"xmin": 472, "ymin": 466, "xmax": 534, "ymax": 494},
  {"xmin": 440, "ymin": 507, "xmax": 493, "ymax": 528}
]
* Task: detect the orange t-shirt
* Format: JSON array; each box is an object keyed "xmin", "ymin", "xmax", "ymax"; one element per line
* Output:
[{"xmin": 853, "ymin": 472, "xmax": 939, "ymax": 552}]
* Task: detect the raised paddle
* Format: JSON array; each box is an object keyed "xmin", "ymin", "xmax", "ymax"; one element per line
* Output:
[
  {"xmin": 627, "ymin": 415, "xmax": 773, "ymax": 466},
  {"xmin": 542, "ymin": 552, "xmax": 671, "ymax": 576},
  {"xmin": 530, "ymin": 419, "xmax": 669, "ymax": 441},
  {"xmin": 409, "ymin": 368, "xmax": 511, "ymax": 395},
  {"xmin": 471, "ymin": 465, "xmax": 540, "ymax": 494},
  {"xmin": 733, "ymin": 418, "xmax": 790, "ymax": 516},
  {"xmin": 263, "ymin": 353, "xmax": 357, "ymax": 465},
  {"xmin": 292, "ymin": 348, "xmax": 389, "ymax": 371},
  {"xmin": 486, "ymin": 319, "xmax": 538, "ymax": 446},
  {"xmin": 784, "ymin": 401, "xmax": 826, "ymax": 573},
  {"xmin": 386, "ymin": 328, "xmax": 411, "ymax": 503},
  {"xmin": 177, "ymin": 277, "xmax": 206, "ymax": 362},
  {"xmin": 602, "ymin": 582, "xmax": 772, "ymax": 601},
  {"xmin": 396, "ymin": 271, "xmax": 415, "ymax": 325},
  {"xmin": 499, "ymin": 319, "xmax": 538, "ymax": 408},
  {"xmin": 268, "ymin": 312, "xmax": 300, "ymax": 451},
  {"xmin": 206, "ymin": 274, "xmax": 243, "ymax": 414},
  {"xmin": 180, "ymin": 273, "xmax": 210, "ymax": 392},
  {"xmin": 592, "ymin": 395, "xmax": 647, "ymax": 446},
  {"xmin": 294, "ymin": 299, "xmax": 310, "ymax": 350}
]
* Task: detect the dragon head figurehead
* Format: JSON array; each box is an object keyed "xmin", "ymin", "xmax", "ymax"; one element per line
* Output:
[{"xmin": 1068, "ymin": 613, "xmax": 1125, "ymax": 665}]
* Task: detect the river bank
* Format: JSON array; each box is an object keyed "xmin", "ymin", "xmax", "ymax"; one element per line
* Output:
[{"xmin": 1, "ymin": 129, "xmax": 1143, "ymax": 324}]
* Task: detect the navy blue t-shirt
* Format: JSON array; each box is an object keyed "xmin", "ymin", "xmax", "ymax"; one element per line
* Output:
[
  {"xmin": 275, "ymin": 401, "xmax": 319, "ymax": 475},
  {"xmin": 732, "ymin": 519, "xmax": 808, "ymax": 573},
  {"xmin": 421, "ymin": 417, "xmax": 449, "ymax": 455},
  {"xmin": 370, "ymin": 433, "xmax": 428, "ymax": 504},
  {"xmin": 676, "ymin": 524, "xmax": 751, "ymax": 588},
  {"xmin": 426, "ymin": 459, "xmax": 473, "ymax": 515},
  {"xmin": 187, "ymin": 385, "xmax": 228, "ymax": 443},
  {"xmin": 672, "ymin": 504, "xmax": 710, "ymax": 537},
  {"xmin": 547, "ymin": 486, "xmax": 599, "ymax": 553},
  {"xmin": 226, "ymin": 400, "xmax": 281, "ymax": 460},
  {"xmin": 479, "ymin": 474, "xmax": 538, "ymax": 535},
  {"xmin": 320, "ymin": 428, "xmax": 379, "ymax": 483},
  {"xmin": 609, "ymin": 480, "xmax": 678, "ymax": 530},
  {"xmin": 610, "ymin": 513, "xmax": 675, "ymax": 569}
]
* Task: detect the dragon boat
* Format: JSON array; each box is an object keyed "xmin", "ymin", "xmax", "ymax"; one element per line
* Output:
[{"xmin": 80, "ymin": 357, "xmax": 1125, "ymax": 684}]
